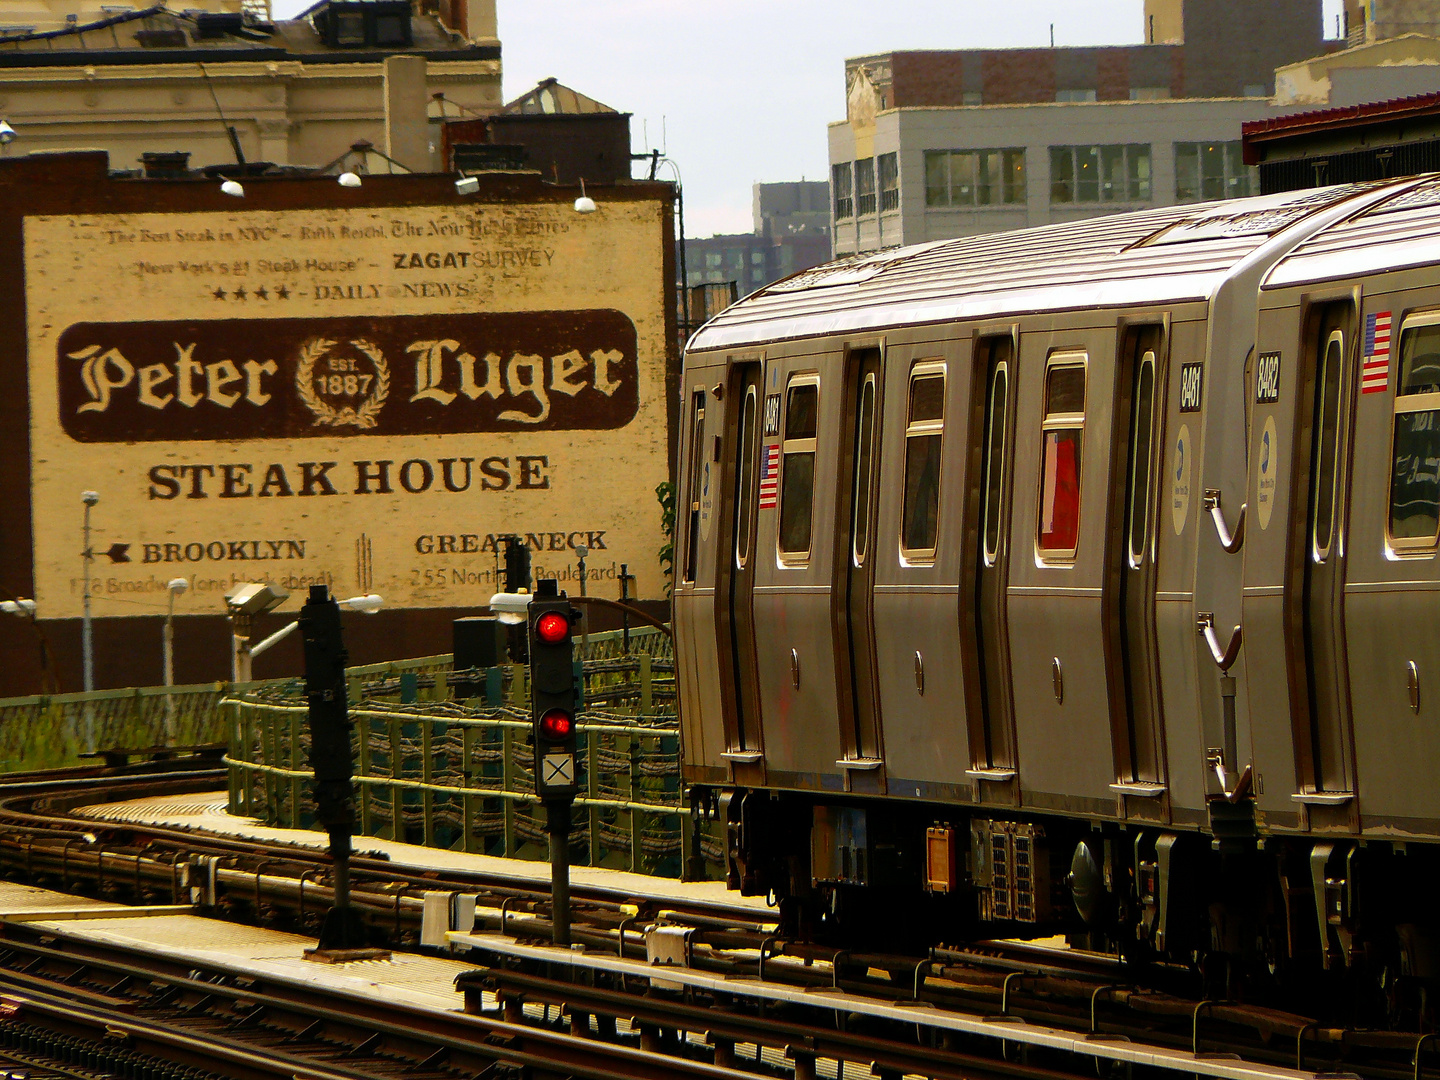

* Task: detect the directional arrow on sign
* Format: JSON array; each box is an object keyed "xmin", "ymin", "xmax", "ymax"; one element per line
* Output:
[{"xmin": 104, "ymin": 543, "xmax": 131, "ymax": 564}]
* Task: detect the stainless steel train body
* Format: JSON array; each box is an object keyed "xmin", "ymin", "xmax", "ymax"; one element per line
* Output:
[{"xmin": 673, "ymin": 177, "xmax": 1440, "ymax": 996}]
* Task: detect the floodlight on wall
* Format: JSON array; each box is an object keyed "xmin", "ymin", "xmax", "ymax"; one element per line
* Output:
[
  {"xmin": 574, "ymin": 177, "xmax": 597, "ymax": 215},
  {"xmin": 0, "ymin": 599, "xmax": 36, "ymax": 617},
  {"xmin": 455, "ymin": 175, "xmax": 480, "ymax": 196},
  {"xmin": 0, "ymin": 121, "xmax": 16, "ymax": 146},
  {"xmin": 220, "ymin": 179, "xmax": 244, "ymax": 197},
  {"xmin": 338, "ymin": 171, "xmax": 361, "ymax": 188}
]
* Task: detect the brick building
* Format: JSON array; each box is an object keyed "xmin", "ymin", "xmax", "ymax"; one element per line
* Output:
[{"xmin": 831, "ymin": 0, "xmax": 1334, "ymax": 256}]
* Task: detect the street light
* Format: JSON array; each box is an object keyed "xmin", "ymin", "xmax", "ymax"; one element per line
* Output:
[
  {"xmin": 224, "ymin": 582, "xmax": 289, "ymax": 683},
  {"xmin": 226, "ymin": 584, "xmax": 382, "ymax": 681},
  {"xmin": 161, "ymin": 577, "xmax": 188, "ymax": 743}
]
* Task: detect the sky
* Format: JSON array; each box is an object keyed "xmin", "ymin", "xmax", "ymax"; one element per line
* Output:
[{"xmin": 276, "ymin": 0, "xmax": 1347, "ymax": 238}]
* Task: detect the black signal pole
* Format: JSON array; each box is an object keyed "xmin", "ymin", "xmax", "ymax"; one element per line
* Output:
[
  {"xmin": 300, "ymin": 584, "xmax": 368, "ymax": 953},
  {"xmin": 528, "ymin": 578, "xmax": 581, "ymax": 947},
  {"xmin": 548, "ymin": 797, "xmax": 572, "ymax": 946}
]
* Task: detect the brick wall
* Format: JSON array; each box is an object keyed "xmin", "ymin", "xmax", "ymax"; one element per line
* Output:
[{"xmin": 890, "ymin": 52, "xmax": 967, "ymax": 107}]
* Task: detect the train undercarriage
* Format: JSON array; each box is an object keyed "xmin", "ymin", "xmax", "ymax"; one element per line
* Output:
[{"xmin": 700, "ymin": 786, "xmax": 1440, "ymax": 1028}]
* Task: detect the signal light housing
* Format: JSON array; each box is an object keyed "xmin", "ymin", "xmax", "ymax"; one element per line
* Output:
[
  {"xmin": 527, "ymin": 589, "xmax": 582, "ymax": 798},
  {"xmin": 539, "ymin": 708, "xmax": 574, "ymax": 741}
]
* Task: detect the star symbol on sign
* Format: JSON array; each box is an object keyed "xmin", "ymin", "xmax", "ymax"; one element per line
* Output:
[
  {"xmin": 276, "ymin": 284, "xmax": 290, "ymax": 299},
  {"xmin": 233, "ymin": 285, "xmax": 247, "ymax": 301},
  {"xmin": 212, "ymin": 286, "xmax": 226, "ymax": 300},
  {"xmin": 254, "ymin": 285, "xmax": 269, "ymax": 300}
]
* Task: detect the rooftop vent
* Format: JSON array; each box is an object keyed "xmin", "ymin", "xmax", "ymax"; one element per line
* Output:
[
  {"xmin": 141, "ymin": 151, "xmax": 191, "ymax": 178},
  {"xmin": 194, "ymin": 11, "xmax": 243, "ymax": 38}
]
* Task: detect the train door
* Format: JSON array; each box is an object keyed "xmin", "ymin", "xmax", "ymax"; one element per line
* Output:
[
  {"xmin": 713, "ymin": 361, "xmax": 766, "ymax": 780},
  {"xmin": 1346, "ymin": 305, "xmax": 1440, "ymax": 826},
  {"xmin": 1007, "ymin": 328, "xmax": 1124, "ymax": 812},
  {"xmin": 831, "ymin": 347, "xmax": 885, "ymax": 787},
  {"xmin": 1107, "ymin": 326, "xmax": 1168, "ymax": 810},
  {"xmin": 961, "ymin": 335, "xmax": 1019, "ymax": 802},
  {"xmin": 1287, "ymin": 301, "xmax": 1358, "ymax": 809}
]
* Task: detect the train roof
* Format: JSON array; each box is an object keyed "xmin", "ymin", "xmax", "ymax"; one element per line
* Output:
[
  {"xmin": 1266, "ymin": 173, "xmax": 1440, "ymax": 290},
  {"xmin": 687, "ymin": 181, "xmax": 1414, "ymax": 354}
]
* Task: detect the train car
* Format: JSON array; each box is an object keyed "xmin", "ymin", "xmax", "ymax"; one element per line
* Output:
[{"xmin": 674, "ymin": 177, "xmax": 1440, "ymax": 1014}]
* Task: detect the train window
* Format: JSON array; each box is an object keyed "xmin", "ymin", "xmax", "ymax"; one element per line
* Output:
[
  {"xmin": 851, "ymin": 374, "xmax": 877, "ymax": 566},
  {"xmin": 982, "ymin": 358, "xmax": 1009, "ymax": 565},
  {"xmin": 778, "ymin": 375, "xmax": 819, "ymax": 559},
  {"xmin": 683, "ymin": 389, "xmax": 706, "ymax": 583},
  {"xmin": 1127, "ymin": 352, "xmax": 1157, "ymax": 566},
  {"xmin": 734, "ymin": 385, "xmax": 758, "ymax": 568},
  {"xmin": 1311, "ymin": 331, "xmax": 1344, "ymax": 562},
  {"xmin": 1038, "ymin": 356, "xmax": 1087, "ymax": 558},
  {"xmin": 901, "ymin": 363, "xmax": 946, "ymax": 560},
  {"xmin": 1388, "ymin": 317, "xmax": 1440, "ymax": 551}
]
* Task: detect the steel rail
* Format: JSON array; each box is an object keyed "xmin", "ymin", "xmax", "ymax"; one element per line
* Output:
[{"xmin": 0, "ymin": 925, "xmax": 751, "ymax": 1080}]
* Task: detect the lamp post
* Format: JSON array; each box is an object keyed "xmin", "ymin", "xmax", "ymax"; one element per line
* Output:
[
  {"xmin": 80, "ymin": 491, "xmax": 99, "ymax": 693},
  {"xmin": 224, "ymin": 582, "xmax": 290, "ymax": 684},
  {"xmin": 162, "ymin": 577, "xmax": 189, "ymax": 743},
  {"xmin": 225, "ymin": 583, "xmax": 382, "ymax": 683}
]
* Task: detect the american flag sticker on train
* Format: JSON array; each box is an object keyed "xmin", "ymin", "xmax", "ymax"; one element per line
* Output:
[
  {"xmin": 1362, "ymin": 310, "xmax": 1392, "ymax": 394},
  {"xmin": 758, "ymin": 444, "xmax": 780, "ymax": 509}
]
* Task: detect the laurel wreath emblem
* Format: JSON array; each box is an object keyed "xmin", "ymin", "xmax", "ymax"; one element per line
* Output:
[{"xmin": 295, "ymin": 337, "xmax": 390, "ymax": 429}]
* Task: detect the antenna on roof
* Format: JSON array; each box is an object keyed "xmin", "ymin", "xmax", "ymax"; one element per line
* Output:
[
  {"xmin": 1050, "ymin": 22, "xmax": 1055, "ymax": 47},
  {"xmin": 198, "ymin": 62, "xmax": 245, "ymax": 165}
]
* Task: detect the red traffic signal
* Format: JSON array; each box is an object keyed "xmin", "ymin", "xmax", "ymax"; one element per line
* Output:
[
  {"xmin": 535, "ymin": 611, "xmax": 570, "ymax": 645},
  {"xmin": 539, "ymin": 708, "xmax": 574, "ymax": 740}
]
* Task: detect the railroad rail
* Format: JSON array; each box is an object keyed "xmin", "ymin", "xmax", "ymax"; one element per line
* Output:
[{"xmin": 2, "ymin": 759, "xmax": 1437, "ymax": 1080}]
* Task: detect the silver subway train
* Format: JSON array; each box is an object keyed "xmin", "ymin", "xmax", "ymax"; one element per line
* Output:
[{"xmin": 674, "ymin": 178, "xmax": 1440, "ymax": 1009}]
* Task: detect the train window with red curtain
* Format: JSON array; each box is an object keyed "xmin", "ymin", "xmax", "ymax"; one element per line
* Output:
[
  {"xmin": 1038, "ymin": 357, "xmax": 1087, "ymax": 558},
  {"xmin": 1389, "ymin": 314, "xmax": 1440, "ymax": 551},
  {"xmin": 778, "ymin": 374, "xmax": 820, "ymax": 560},
  {"xmin": 901, "ymin": 362, "xmax": 947, "ymax": 562}
]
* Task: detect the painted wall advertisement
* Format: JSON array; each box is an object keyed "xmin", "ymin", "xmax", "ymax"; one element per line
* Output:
[{"xmin": 24, "ymin": 201, "xmax": 669, "ymax": 620}]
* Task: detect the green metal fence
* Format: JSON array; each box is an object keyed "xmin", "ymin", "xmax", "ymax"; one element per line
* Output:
[
  {"xmin": 224, "ymin": 627, "xmax": 723, "ymax": 879},
  {"xmin": 0, "ymin": 626, "xmax": 721, "ymax": 879},
  {"xmin": 0, "ymin": 682, "xmax": 230, "ymax": 772}
]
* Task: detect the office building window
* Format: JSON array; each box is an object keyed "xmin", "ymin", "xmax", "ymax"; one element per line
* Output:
[
  {"xmin": 1175, "ymin": 142, "xmax": 1255, "ymax": 202},
  {"xmin": 924, "ymin": 149, "xmax": 1026, "ymax": 207},
  {"xmin": 1050, "ymin": 144, "xmax": 1151, "ymax": 203},
  {"xmin": 1129, "ymin": 86, "xmax": 1170, "ymax": 100},
  {"xmin": 879, "ymin": 152, "xmax": 899, "ymax": 212},
  {"xmin": 1055, "ymin": 88, "xmax": 1097, "ymax": 103},
  {"xmin": 962, "ymin": 91, "xmax": 983, "ymax": 106},
  {"xmin": 1243, "ymin": 84, "xmax": 1268, "ymax": 98},
  {"xmin": 856, "ymin": 157, "xmax": 877, "ymax": 215},
  {"xmin": 833, "ymin": 162, "xmax": 853, "ymax": 220}
]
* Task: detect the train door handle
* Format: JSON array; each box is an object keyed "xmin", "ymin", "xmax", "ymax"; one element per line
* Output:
[
  {"xmin": 790, "ymin": 649, "xmax": 800, "ymax": 691},
  {"xmin": 1202, "ymin": 489, "xmax": 1246, "ymax": 554},
  {"xmin": 1196, "ymin": 612, "xmax": 1242, "ymax": 671}
]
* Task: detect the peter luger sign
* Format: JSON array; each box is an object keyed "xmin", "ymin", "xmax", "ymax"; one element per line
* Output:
[{"xmin": 25, "ymin": 203, "xmax": 669, "ymax": 620}]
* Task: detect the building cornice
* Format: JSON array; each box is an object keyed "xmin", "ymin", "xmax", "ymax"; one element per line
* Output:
[{"xmin": 0, "ymin": 43, "xmax": 499, "ymax": 68}]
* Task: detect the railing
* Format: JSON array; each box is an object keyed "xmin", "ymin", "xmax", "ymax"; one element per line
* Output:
[
  {"xmin": 0, "ymin": 683, "xmax": 231, "ymax": 772},
  {"xmin": 224, "ymin": 627, "xmax": 722, "ymax": 879}
]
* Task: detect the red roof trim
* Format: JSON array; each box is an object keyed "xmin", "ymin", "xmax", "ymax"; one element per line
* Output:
[{"xmin": 1242, "ymin": 90, "xmax": 1440, "ymax": 142}]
